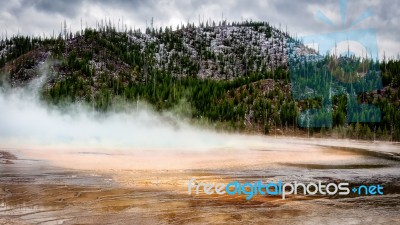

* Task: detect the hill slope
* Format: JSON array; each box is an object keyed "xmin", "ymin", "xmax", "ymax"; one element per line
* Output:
[{"xmin": 0, "ymin": 21, "xmax": 399, "ymax": 140}]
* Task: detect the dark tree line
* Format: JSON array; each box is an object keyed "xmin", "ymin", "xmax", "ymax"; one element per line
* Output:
[{"xmin": 0, "ymin": 21, "xmax": 399, "ymax": 140}]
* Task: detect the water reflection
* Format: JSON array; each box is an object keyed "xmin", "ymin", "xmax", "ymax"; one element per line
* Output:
[{"xmin": 1, "ymin": 139, "xmax": 399, "ymax": 224}]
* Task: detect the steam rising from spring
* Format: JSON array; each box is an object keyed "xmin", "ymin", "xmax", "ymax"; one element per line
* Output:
[
  {"xmin": 0, "ymin": 68, "xmax": 259, "ymax": 152},
  {"xmin": 1, "ymin": 65, "xmax": 397, "ymax": 159}
]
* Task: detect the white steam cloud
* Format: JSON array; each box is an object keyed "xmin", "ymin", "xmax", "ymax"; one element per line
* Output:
[{"xmin": 0, "ymin": 71, "xmax": 261, "ymax": 152}]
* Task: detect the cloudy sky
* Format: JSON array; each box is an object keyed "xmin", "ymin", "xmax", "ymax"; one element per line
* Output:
[{"xmin": 0, "ymin": 0, "xmax": 398, "ymax": 58}]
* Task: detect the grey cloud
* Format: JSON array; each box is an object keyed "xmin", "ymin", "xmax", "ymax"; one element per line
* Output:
[{"xmin": 20, "ymin": 0, "xmax": 84, "ymax": 18}]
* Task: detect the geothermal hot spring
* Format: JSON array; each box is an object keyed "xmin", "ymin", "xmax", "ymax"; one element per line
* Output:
[{"xmin": 0, "ymin": 76, "xmax": 399, "ymax": 225}]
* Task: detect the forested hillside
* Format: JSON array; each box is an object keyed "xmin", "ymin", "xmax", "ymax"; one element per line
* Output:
[{"xmin": 0, "ymin": 20, "xmax": 399, "ymax": 141}]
